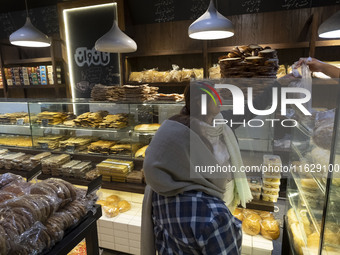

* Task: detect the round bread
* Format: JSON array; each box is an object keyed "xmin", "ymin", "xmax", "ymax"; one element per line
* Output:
[
  {"xmin": 30, "ymin": 182, "xmax": 56, "ymax": 197},
  {"xmin": 6, "ymin": 198, "xmax": 39, "ymax": 221},
  {"xmin": 104, "ymin": 205, "xmax": 119, "ymax": 218},
  {"xmin": 72, "ymin": 200, "xmax": 87, "ymax": 217},
  {"xmin": 259, "ymin": 211, "xmax": 274, "ymax": 220},
  {"xmin": 0, "ymin": 225, "xmax": 8, "ymax": 255},
  {"xmin": 96, "ymin": 200, "xmax": 108, "ymax": 206},
  {"xmin": 118, "ymin": 200, "xmax": 131, "ymax": 213},
  {"xmin": 106, "ymin": 195, "xmax": 120, "ymax": 205},
  {"xmin": 260, "ymin": 219, "xmax": 280, "ymax": 240},
  {"xmin": 48, "ymin": 178, "xmax": 77, "ymax": 200},
  {"xmin": 242, "ymin": 209, "xmax": 258, "ymax": 217},
  {"xmin": 233, "ymin": 208, "xmax": 244, "ymax": 221},
  {"xmin": 242, "ymin": 214, "xmax": 261, "ymax": 236},
  {"xmin": 0, "ymin": 191, "xmax": 15, "ymax": 204},
  {"xmin": 2, "ymin": 184, "xmax": 26, "ymax": 196}
]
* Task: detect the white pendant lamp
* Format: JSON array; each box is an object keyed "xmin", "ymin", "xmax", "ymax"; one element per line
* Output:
[
  {"xmin": 188, "ymin": 0, "xmax": 234, "ymax": 40},
  {"xmin": 318, "ymin": 11, "xmax": 340, "ymax": 39},
  {"xmin": 95, "ymin": 20, "xmax": 137, "ymax": 53},
  {"xmin": 9, "ymin": 0, "xmax": 50, "ymax": 47}
]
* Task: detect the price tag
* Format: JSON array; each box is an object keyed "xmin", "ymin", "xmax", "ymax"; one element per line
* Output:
[
  {"xmin": 40, "ymin": 143, "xmax": 49, "ymax": 150},
  {"xmin": 16, "ymin": 118, "xmax": 24, "ymax": 125},
  {"xmin": 66, "ymin": 145, "xmax": 76, "ymax": 153},
  {"xmin": 42, "ymin": 119, "xmax": 49, "ymax": 127}
]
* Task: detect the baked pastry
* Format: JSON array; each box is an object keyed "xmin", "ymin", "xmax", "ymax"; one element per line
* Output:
[
  {"xmin": 96, "ymin": 200, "xmax": 108, "ymax": 206},
  {"xmin": 134, "ymin": 123, "xmax": 160, "ymax": 132},
  {"xmin": 233, "ymin": 208, "xmax": 243, "ymax": 221},
  {"xmin": 242, "ymin": 214, "xmax": 261, "ymax": 236},
  {"xmin": 259, "ymin": 211, "xmax": 274, "ymax": 220},
  {"xmin": 260, "ymin": 219, "xmax": 280, "ymax": 240},
  {"xmin": 106, "ymin": 195, "xmax": 120, "ymax": 205},
  {"xmin": 118, "ymin": 200, "xmax": 131, "ymax": 213},
  {"xmin": 104, "ymin": 205, "xmax": 119, "ymax": 218},
  {"xmin": 135, "ymin": 145, "xmax": 148, "ymax": 158}
]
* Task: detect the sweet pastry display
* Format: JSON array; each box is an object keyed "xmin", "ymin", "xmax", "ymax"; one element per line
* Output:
[
  {"xmin": 99, "ymin": 113, "xmax": 129, "ymax": 129},
  {"xmin": 96, "ymin": 194, "xmax": 132, "ymax": 218},
  {"xmin": 155, "ymin": 93, "xmax": 184, "ymax": 102},
  {"xmin": 59, "ymin": 136, "xmax": 97, "ymax": 152},
  {"xmin": 0, "ymin": 136, "xmax": 33, "ymax": 147},
  {"xmin": 126, "ymin": 170, "xmax": 144, "ymax": 184},
  {"xmin": 0, "ymin": 173, "xmax": 97, "ymax": 254},
  {"xmin": 37, "ymin": 111, "xmax": 68, "ymax": 125},
  {"xmin": 41, "ymin": 154, "xmax": 71, "ymax": 175},
  {"xmin": 88, "ymin": 140, "xmax": 116, "ymax": 154},
  {"xmin": 35, "ymin": 135, "xmax": 66, "ymax": 149},
  {"xmin": 135, "ymin": 145, "xmax": 148, "ymax": 158},
  {"xmin": 73, "ymin": 111, "xmax": 108, "ymax": 128},
  {"xmin": 219, "ymin": 44, "xmax": 279, "ymax": 78},
  {"xmin": 232, "ymin": 208, "xmax": 279, "ymax": 240},
  {"xmin": 134, "ymin": 123, "xmax": 160, "ymax": 132},
  {"xmin": 96, "ymin": 159, "xmax": 134, "ymax": 182},
  {"xmin": 0, "ymin": 112, "xmax": 29, "ymax": 124},
  {"xmin": 262, "ymin": 155, "xmax": 281, "ymax": 202},
  {"xmin": 128, "ymin": 67, "xmax": 204, "ymax": 83}
]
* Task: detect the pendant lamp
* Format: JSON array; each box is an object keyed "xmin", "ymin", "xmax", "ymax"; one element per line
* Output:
[
  {"xmin": 188, "ymin": 0, "xmax": 234, "ymax": 40},
  {"xmin": 95, "ymin": 15, "xmax": 137, "ymax": 53},
  {"xmin": 9, "ymin": 0, "xmax": 50, "ymax": 47},
  {"xmin": 318, "ymin": 11, "xmax": 340, "ymax": 39}
]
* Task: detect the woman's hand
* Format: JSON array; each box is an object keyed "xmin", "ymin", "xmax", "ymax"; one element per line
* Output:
[{"xmin": 295, "ymin": 57, "xmax": 326, "ymax": 72}]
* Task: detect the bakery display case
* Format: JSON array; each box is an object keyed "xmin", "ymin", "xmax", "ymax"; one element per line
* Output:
[{"xmin": 284, "ymin": 102, "xmax": 340, "ymax": 255}]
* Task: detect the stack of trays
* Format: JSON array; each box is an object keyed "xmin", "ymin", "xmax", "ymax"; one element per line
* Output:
[
  {"xmin": 262, "ymin": 155, "xmax": 282, "ymax": 202},
  {"xmin": 96, "ymin": 159, "xmax": 134, "ymax": 182}
]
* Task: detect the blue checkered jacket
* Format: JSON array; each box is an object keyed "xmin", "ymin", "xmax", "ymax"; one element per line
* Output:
[{"xmin": 152, "ymin": 191, "xmax": 242, "ymax": 255}]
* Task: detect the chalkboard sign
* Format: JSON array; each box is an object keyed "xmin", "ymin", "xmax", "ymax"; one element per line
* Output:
[
  {"xmin": 127, "ymin": 0, "xmax": 340, "ymax": 24},
  {"xmin": 64, "ymin": 3, "xmax": 120, "ymax": 98},
  {"xmin": 0, "ymin": 6, "xmax": 59, "ymax": 39}
]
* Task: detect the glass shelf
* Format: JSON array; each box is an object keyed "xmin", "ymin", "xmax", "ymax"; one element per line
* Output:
[{"xmin": 32, "ymin": 125, "xmax": 133, "ymax": 133}]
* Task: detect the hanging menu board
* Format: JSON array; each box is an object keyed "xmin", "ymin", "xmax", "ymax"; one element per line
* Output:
[{"xmin": 64, "ymin": 3, "xmax": 120, "ymax": 98}]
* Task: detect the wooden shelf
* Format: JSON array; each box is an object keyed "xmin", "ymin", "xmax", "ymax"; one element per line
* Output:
[
  {"xmin": 126, "ymin": 49, "xmax": 203, "ymax": 58},
  {"xmin": 4, "ymin": 57, "xmax": 53, "ymax": 65},
  {"xmin": 7, "ymin": 84, "xmax": 65, "ymax": 89},
  {"xmin": 38, "ymin": 174, "xmax": 146, "ymax": 194}
]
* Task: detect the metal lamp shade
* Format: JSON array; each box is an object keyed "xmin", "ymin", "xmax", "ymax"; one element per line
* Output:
[
  {"xmin": 188, "ymin": 0, "xmax": 234, "ymax": 40},
  {"xmin": 318, "ymin": 11, "xmax": 340, "ymax": 39},
  {"xmin": 95, "ymin": 20, "xmax": 137, "ymax": 53},
  {"xmin": 9, "ymin": 17, "xmax": 50, "ymax": 47}
]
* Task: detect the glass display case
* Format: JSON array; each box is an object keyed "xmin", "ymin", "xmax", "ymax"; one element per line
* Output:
[
  {"xmin": 8, "ymin": 99, "xmax": 183, "ymax": 159},
  {"xmin": 285, "ymin": 105, "xmax": 340, "ymax": 255}
]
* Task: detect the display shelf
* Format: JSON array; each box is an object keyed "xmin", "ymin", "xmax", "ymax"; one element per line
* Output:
[
  {"xmin": 7, "ymin": 84, "xmax": 65, "ymax": 89},
  {"xmin": 38, "ymin": 174, "xmax": 146, "ymax": 194},
  {"xmin": 291, "ymin": 171, "xmax": 322, "ymax": 235},
  {"xmin": 3, "ymin": 57, "xmax": 53, "ymax": 65},
  {"xmin": 0, "ymin": 165, "xmax": 41, "ymax": 182},
  {"xmin": 33, "ymin": 124, "xmax": 133, "ymax": 133},
  {"xmin": 244, "ymin": 199, "xmax": 275, "ymax": 212},
  {"xmin": 42, "ymin": 204, "xmax": 102, "ymax": 255},
  {"xmin": 283, "ymin": 216, "xmax": 299, "ymax": 255},
  {"xmin": 128, "ymin": 81, "xmax": 189, "ymax": 88}
]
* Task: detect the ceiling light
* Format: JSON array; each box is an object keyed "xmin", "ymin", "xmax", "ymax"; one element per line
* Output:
[
  {"xmin": 95, "ymin": 3, "xmax": 137, "ymax": 53},
  {"xmin": 9, "ymin": 0, "xmax": 50, "ymax": 47},
  {"xmin": 188, "ymin": 0, "xmax": 234, "ymax": 40},
  {"xmin": 318, "ymin": 11, "xmax": 340, "ymax": 39}
]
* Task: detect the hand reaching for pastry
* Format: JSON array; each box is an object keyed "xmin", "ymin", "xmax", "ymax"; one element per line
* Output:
[{"xmin": 295, "ymin": 57, "xmax": 340, "ymax": 78}]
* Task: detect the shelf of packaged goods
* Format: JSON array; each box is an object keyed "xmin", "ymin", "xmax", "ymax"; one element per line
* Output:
[
  {"xmin": 33, "ymin": 125, "xmax": 133, "ymax": 133},
  {"xmin": 38, "ymin": 174, "xmax": 145, "ymax": 194},
  {"xmin": 7, "ymin": 84, "xmax": 65, "ymax": 89},
  {"xmin": 3, "ymin": 57, "xmax": 52, "ymax": 65},
  {"xmin": 291, "ymin": 143, "xmax": 326, "ymax": 194},
  {"xmin": 291, "ymin": 171, "xmax": 322, "ymax": 235}
]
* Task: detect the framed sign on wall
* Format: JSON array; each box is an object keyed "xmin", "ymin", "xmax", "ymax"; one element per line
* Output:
[{"xmin": 58, "ymin": 0, "xmax": 124, "ymax": 99}]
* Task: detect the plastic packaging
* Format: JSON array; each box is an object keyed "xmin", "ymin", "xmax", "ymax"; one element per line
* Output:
[
  {"xmin": 142, "ymin": 69, "xmax": 157, "ymax": 83},
  {"xmin": 263, "ymin": 180, "xmax": 280, "ymax": 189},
  {"xmin": 181, "ymin": 68, "xmax": 194, "ymax": 82},
  {"xmin": 170, "ymin": 65, "xmax": 182, "ymax": 82},
  {"xmin": 0, "ymin": 173, "xmax": 24, "ymax": 189},
  {"xmin": 118, "ymin": 200, "xmax": 131, "ymax": 213},
  {"xmin": 209, "ymin": 64, "xmax": 221, "ymax": 79},
  {"xmin": 262, "ymin": 194, "xmax": 278, "ymax": 202},
  {"xmin": 260, "ymin": 219, "xmax": 280, "ymax": 240},
  {"xmin": 251, "ymin": 192, "xmax": 261, "ymax": 200},
  {"xmin": 129, "ymin": 72, "xmax": 143, "ymax": 83},
  {"xmin": 248, "ymin": 178, "xmax": 262, "ymax": 193},
  {"xmin": 242, "ymin": 213, "xmax": 261, "ymax": 236},
  {"xmin": 103, "ymin": 205, "xmax": 119, "ymax": 218},
  {"xmin": 262, "ymin": 186, "xmax": 280, "ymax": 195},
  {"xmin": 193, "ymin": 68, "xmax": 204, "ymax": 80}
]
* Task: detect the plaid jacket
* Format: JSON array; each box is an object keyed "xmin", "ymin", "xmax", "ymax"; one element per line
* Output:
[{"xmin": 152, "ymin": 191, "xmax": 242, "ymax": 255}]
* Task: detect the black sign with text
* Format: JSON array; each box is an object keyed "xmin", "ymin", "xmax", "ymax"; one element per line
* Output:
[{"xmin": 66, "ymin": 3, "xmax": 120, "ymax": 98}]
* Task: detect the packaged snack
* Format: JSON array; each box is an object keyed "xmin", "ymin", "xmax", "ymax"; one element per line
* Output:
[
  {"xmin": 262, "ymin": 186, "xmax": 280, "ymax": 195},
  {"xmin": 262, "ymin": 194, "xmax": 278, "ymax": 202},
  {"xmin": 248, "ymin": 178, "xmax": 262, "ymax": 193},
  {"xmin": 263, "ymin": 180, "xmax": 280, "ymax": 189},
  {"xmin": 252, "ymin": 192, "xmax": 261, "ymax": 200},
  {"xmin": 260, "ymin": 219, "xmax": 280, "ymax": 240}
]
